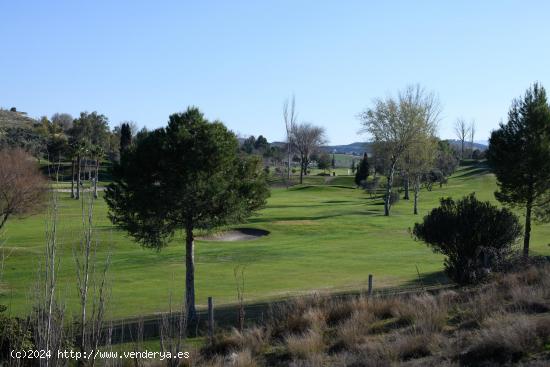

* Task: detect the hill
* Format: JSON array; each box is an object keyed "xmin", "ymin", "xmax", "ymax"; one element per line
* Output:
[
  {"xmin": 446, "ymin": 139, "xmax": 488, "ymax": 151},
  {"xmin": 0, "ymin": 108, "xmax": 37, "ymax": 128}
]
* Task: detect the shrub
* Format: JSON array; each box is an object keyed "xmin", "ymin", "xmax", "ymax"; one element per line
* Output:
[{"xmin": 412, "ymin": 193, "xmax": 522, "ymax": 284}]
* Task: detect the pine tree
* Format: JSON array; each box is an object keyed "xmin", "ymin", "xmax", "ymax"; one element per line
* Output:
[
  {"xmin": 120, "ymin": 123, "xmax": 132, "ymax": 154},
  {"xmin": 487, "ymin": 83, "xmax": 550, "ymax": 257},
  {"xmin": 354, "ymin": 153, "xmax": 370, "ymax": 186}
]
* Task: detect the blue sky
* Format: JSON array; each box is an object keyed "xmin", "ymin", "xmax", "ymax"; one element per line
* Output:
[{"xmin": 1, "ymin": 1, "xmax": 549, "ymax": 144}]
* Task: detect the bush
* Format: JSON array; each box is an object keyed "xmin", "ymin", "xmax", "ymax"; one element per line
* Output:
[{"xmin": 412, "ymin": 193, "xmax": 522, "ymax": 284}]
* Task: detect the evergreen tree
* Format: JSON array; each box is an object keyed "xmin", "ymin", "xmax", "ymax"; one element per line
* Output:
[
  {"xmin": 119, "ymin": 122, "xmax": 132, "ymax": 154},
  {"xmin": 487, "ymin": 83, "xmax": 550, "ymax": 257},
  {"xmin": 105, "ymin": 107, "xmax": 270, "ymax": 320},
  {"xmin": 354, "ymin": 153, "xmax": 370, "ymax": 186}
]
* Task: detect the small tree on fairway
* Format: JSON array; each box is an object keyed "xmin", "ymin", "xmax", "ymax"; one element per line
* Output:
[
  {"xmin": 487, "ymin": 83, "xmax": 550, "ymax": 257},
  {"xmin": 316, "ymin": 152, "xmax": 331, "ymax": 172},
  {"xmin": 412, "ymin": 194, "xmax": 522, "ymax": 284},
  {"xmin": 354, "ymin": 153, "xmax": 369, "ymax": 187},
  {"xmin": 360, "ymin": 85, "xmax": 440, "ymax": 215},
  {"xmin": 105, "ymin": 107, "xmax": 270, "ymax": 320}
]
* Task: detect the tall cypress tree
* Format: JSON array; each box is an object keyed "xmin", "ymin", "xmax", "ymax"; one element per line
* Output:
[
  {"xmin": 354, "ymin": 152, "xmax": 370, "ymax": 186},
  {"xmin": 487, "ymin": 83, "xmax": 550, "ymax": 257},
  {"xmin": 119, "ymin": 123, "xmax": 132, "ymax": 154}
]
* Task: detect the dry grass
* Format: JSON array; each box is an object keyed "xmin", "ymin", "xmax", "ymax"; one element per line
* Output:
[
  {"xmin": 193, "ymin": 263, "xmax": 550, "ymax": 366},
  {"xmin": 285, "ymin": 329, "xmax": 325, "ymax": 360}
]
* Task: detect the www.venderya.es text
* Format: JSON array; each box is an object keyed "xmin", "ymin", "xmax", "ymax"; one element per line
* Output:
[{"xmin": 11, "ymin": 349, "xmax": 190, "ymax": 361}]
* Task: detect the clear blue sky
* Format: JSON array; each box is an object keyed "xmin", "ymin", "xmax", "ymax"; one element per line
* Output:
[{"xmin": 1, "ymin": 1, "xmax": 549, "ymax": 144}]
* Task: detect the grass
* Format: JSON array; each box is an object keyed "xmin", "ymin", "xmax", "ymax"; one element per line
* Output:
[{"xmin": 1, "ymin": 162, "xmax": 549, "ymax": 320}]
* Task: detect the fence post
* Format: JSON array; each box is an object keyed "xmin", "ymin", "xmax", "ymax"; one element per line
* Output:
[
  {"xmin": 208, "ymin": 297, "xmax": 214, "ymax": 343},
  {"xmin": 368, "ymin": 274, "xmax": 373, "ymax": 296}
]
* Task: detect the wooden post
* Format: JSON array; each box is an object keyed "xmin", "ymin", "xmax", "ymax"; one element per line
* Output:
[
  {"xmin": 368, "ymin": 274, "xmax": 373, "ymax": 296},
  {"xmin": 208, "ymin": 297, "xmax": 214, "ymax": 343}
]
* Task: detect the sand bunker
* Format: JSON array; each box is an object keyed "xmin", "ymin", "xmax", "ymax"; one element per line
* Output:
[{"xmin": 198, "ymin": 228, "xmax": 269, "ymax": 242}]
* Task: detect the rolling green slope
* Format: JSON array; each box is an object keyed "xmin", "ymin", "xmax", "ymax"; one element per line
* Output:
[{"xmin": 1, "ymin": 163, "xmax": 548, "ymax": 319}]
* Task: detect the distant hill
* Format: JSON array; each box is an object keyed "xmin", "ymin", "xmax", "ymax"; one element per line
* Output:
[
  {"xmin": 445, "ymin": 139, "xmax": 488, "ymax": 151},
  {"xmin": 0, "ymin": 108, "xmax": 37, "ymax": 128},
  {"xmin": 321, "ymin": 142, "xmax": 370, "ymax": 155},
  {"xmin": 244, "ymin": 138, "xmax": 488, "ymax": 155}
]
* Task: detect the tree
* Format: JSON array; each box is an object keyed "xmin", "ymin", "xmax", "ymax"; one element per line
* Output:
[
  {"xmin": 407, "ymin": 136, "xmax": 437, "ymax": 214},
  {"xmin": 469, "ymin": 120, "xmax": 476, "ymax": 159},
  {"xmin": 70, "ymin": 111, "xmax": 110, "ymax": 150},
  {"xmin": 105, "ymin": 107, "xmax": 270, "ymax": 320},
  {"xmin": 51, "ymin": 113, "xmax": 73, "ymax": 132},
  {"xmin": 119, "ymin": 122, "xmax": 133, "ymax": 154},
  {"xmin": 360, "ymin": 85, "xmax": 441, "ymax": 215},
  {"xmin": 291, "ymin": 123, "xmax": 326, "ymax": 184},
  {"xmin": 254, "ymin": 135, "xmax": 269, "ymax": 152},
  {"xmin": 242, "ymin": 135, "xmax": 256, "ymax": 154},
  {"xmin": 283, "ymin": 96, "xmax": 298, "ymax": 186},
  {"xmin": 331, "ymin": 154, "xmax": 336, "ymax": 170},
  {"xmin": 435, "ymin": 140, "xmax": 459, "ymax": 177},
  {"xmin": 90, "ymin": 145, "xmax": 104, "ymax": 199},
  {"xmin": 354, "ymin": 153, "xmax": 369, "ymax": 187},
  {"xmin": 487, "ymin": 83, "xmax": 550, "ymax": 257},
  {"xmin": 317, "ymin": 152, "xmax": 331, "ymax": 172},
  {"xmin": 454, "ymin": 118, "xmax": 470, "ymax": 160},
  {"xmin": 413, "ymin": 194, "xmax": 522, "ymax": 284},
  {"xmin": 0, "ymin": 148, "xmax": 47, "ymax": 232}
]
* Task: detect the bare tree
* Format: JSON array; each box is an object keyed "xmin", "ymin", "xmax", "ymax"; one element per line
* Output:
[
  {"xmin": 74, "ymin": 190, "xmax": 111, "ymax": 367},
  {"xmin": 0, "ymin": 148, "xmax": 47, "ymax": 231},
  {"xmin": 291, "ymin": 122, "xmax": 327, "ymax": 184},
  {"xmin": 469, "ymin": 119, "xmax": 476, "ymax": 158},
  {"xmin": 454, "ymin": 118, "xmax": 470, "ymax": 160},
  {"xmin": 283, "ymin": 96, "xmax": 297, "ymax": 187},
  {"xmin": 33, "ymin": 167, "xmax": 67, "ymax": 367},
  {"xmin": 51, "ymin": 112, "xmax": 74, "ymax": 132},
  {"xmin": 160, "ymin": 293, "xmax": 187, "ymax": 367},
  {"xmin": 360, "ymin": 85, "xmax": 441, "ymax": 216}
]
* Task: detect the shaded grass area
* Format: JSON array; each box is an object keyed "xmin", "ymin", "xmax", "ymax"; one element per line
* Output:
[{"xmin": 0, "ymin": 162, "xmax": 549, "ymax": 320}]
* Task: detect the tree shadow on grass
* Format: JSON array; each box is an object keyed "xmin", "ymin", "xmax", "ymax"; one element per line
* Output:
[
  {"xmin": 454, "ymin": 167, "xmax": 490, "ymax": 179},
  {"xmin": 402, "ymin": 270, "xmax": 450, "ymax": 287},
  {"xmin": 248, "ymin": 210, "xmax": 386, "ymax": 224}
]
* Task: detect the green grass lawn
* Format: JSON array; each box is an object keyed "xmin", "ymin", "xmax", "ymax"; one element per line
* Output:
[{"xmin": 1, "ymin": 163, "xmax": 549, "ymax": 320}]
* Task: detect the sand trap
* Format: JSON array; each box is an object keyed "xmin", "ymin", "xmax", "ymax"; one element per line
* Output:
[{"xmin": 198, "ymin": 228, "xmax": 269, "ymax": 242}]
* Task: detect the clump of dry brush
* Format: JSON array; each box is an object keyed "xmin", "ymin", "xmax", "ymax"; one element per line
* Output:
[{"xmin": 196, "ymin": 262, "xmax": 550, "ymax": 367}]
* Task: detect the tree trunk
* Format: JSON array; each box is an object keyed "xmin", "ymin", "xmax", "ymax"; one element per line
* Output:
[
  {"xmin": 93, "ymin": 159, "xmax": 99, "ymax": 199},
  {"xmin": 287, "ymin": 143, "xmax": 291, "ymax": 188},
  {"xmin": 413, "ymin": 178, "xmax": 419, "ymax": 215},
  {"xmin": 299, "ymin": 159, "xmax": 304, "ymax": 184},
  {"xmin": 524, "ymin": 200, "xmax": 532, "ymax": 258},
  {"xmin": 185, "ymin": 225, "xmax": 197, "ymax": 322},
  {"xmin": 403, "ymin": 174, "xmax": 410, "ymax": 200},
  {"xmin": 76, "ymin": 155, "xmax": 81, "ymax": 199},
  {"xmin": 71, "ymin": 159, "xmax": 76, "ymax": 198},
  {"xmin": 384, "ymin": 161, "xmax": 397, "ymax": 216},
  {"xmin": 0, "ymin": 212, "xmax": 10, "ymax": 231}
]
